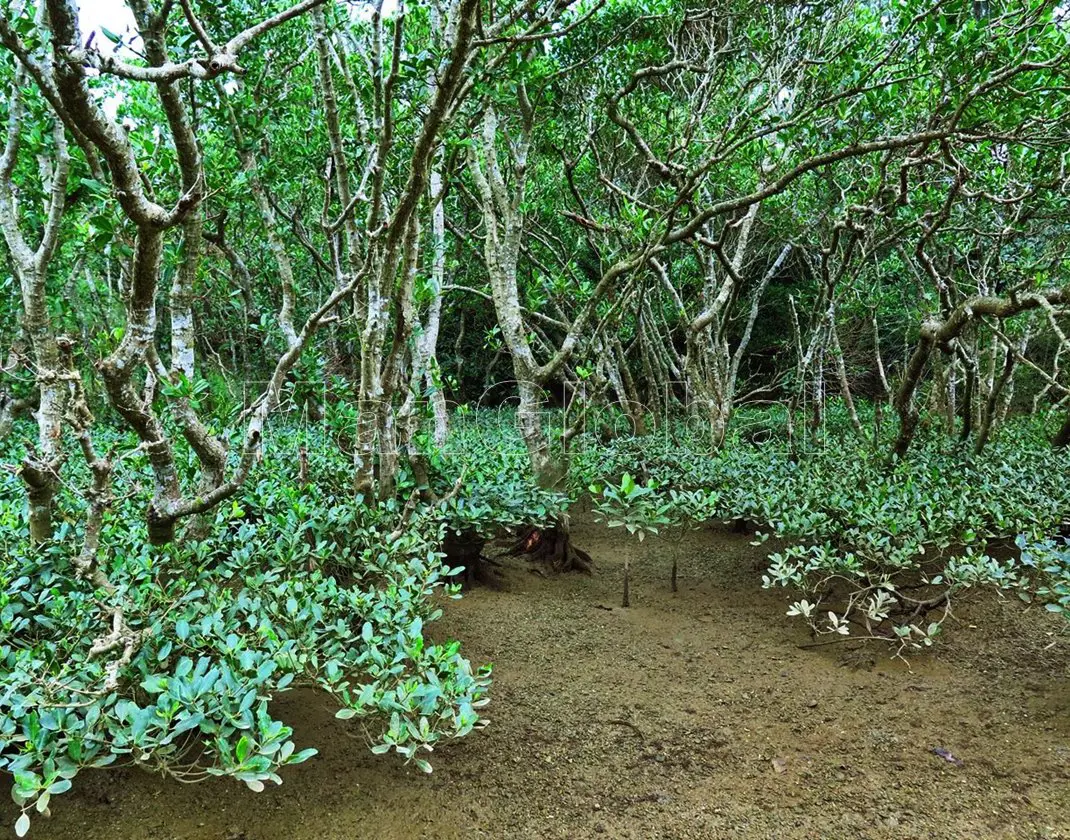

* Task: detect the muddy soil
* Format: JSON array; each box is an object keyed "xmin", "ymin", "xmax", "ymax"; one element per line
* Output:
[{"xmin": 5, "ymin": 522, "xmax": 1070, "ymax": 839}]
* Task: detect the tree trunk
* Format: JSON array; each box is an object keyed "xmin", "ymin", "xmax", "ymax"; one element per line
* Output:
[
  {"xmin": 974, "ymin": 340, "xmax": 1018, "ymax": 454},
  {"xmin": 829, "ymin": 315, "xmax": 864, "ymax": 439},
  {"xmin": 892, "ymin": 318, "xmax": 939, "ymax": 458},
  {"xmin": 1, "ymin": 80, "xmax": 71, "ymax": 544},
  {"xmin": 517, "ymin": 378, "xmax": 553, "ymax": 484}
]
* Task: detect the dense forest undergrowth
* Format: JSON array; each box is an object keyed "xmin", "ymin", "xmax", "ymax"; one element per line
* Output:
[
  {"xmin": 4, "ymin": 407, "xmax": 1070, "ymax": 837},
  {"xmin": 3, "ymin": 521, "xmax": 1069, "ymax": 840},
  {"xmin": 3, "ymin": 0, "xmax": 1070, "ymax": 835}
]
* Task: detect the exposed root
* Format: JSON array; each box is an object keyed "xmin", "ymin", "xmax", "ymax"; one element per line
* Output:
[
  {"xmin": 443, "ymin": 529, "xmax": 502, "ymax": 588},
  {"xmin": 603, "ymin": 717, "xmax": 645, "ymax": 740},
  {"xmin": 510, "ymin": 525, "xmax": 594, "ymax": 575}
]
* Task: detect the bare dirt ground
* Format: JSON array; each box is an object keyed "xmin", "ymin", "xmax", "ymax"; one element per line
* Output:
[{"xmin": 5, "ymin": 522, "xmax": 1070, "ymax": 839}]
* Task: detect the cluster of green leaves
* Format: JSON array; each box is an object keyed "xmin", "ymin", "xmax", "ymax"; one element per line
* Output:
[
  {"xmin": 569, "ymin": 404, "xmax": 1070, "ymax": 645},
  {"xmin": 431, "ymin": 413, "xmax": 571, "ymax": 540},
  {"xmin": 0, "ymin": 423, "xmax": 490, "ymax": 837},
  {"xmin": 591, "ymin": 472, "xmax": 678, "ymax": 541},
  {"xmin": 1018, "ymin": 535, "xmax": 1070, "ymax": 618}
]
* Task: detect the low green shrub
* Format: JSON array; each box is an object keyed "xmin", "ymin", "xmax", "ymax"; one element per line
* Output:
[
  {"xmin": 0, "ymin": 425, "xmax": 489, "ymax": 837},
  {"xmin": 569, "ymin": 408, "xmax": 1070, "ymax": 649}
]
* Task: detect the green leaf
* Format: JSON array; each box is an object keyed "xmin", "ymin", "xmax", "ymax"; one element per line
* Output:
[{"xmin": 172, "ymin": 713, "xmax": 205, "ymax": 736}]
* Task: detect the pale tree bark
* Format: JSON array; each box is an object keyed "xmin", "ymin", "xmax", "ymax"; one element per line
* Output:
[
  {"xmin": 171, "ymin": 215, "xmax": 200, "ymax": 381},
  {"xmin": 674, "ymin": 202, "xmax": 788, "ymax": 447},
  {"xmin": 396, "ymin": 164, "xmax": 450, "ymax": 490},
  {"xmin": 829, "ymin": 309, "xmax": 864, "ymax": 439},
  {"xmin": 595, "ymin": 335, "xmax": 646, "ymax": 435},
  {"xmin": 33, "ymin": 0, "xmax": 326, "ymax": 542},
  {"xmin": 689, "ymin": 207, "xmax": 759, "ymax": 447},
  {"xmin": 789, "ymin": 296, "xmax": 835, "ymax": 444},
  {"xmin": 612, "ymin": 336, "xmax": 645, "ymax": 433},
  {"xmin": 313, "ymin": 2, "xmax": 384, "ymax": 494},
  {"xmin": 0, "ymin": 64, "xmax": 70, "ymax": 544},
  {"xmin": 310, "ymin": 0, "xmax": 478, "ymax": 497},
  {"xmin": 409, "ymin": 1, "xmax": 450, "ymax": 449},
  {"xmin": 468, "ymin": 99, "xmax": 553, "ymax": 481},
  {"xmin": 42, "ymin": 0, "xmax": 197, "ymax": 542},
  {"xmin": 138, "ymin": 1, "xmax": 230, "ymax": 501},
  {"xmin": 377, "ymin": 217, "xmax": 423, "ymax": 499},
  {"xmin": 974, "ymin": 332, "xmax": 1024, "ymax": 454},
  {"xmin": 892, "ymin": 288, "xmax": 1070, "ymax": 458},
  {"xmin": 811, "ymin": 346, "xmax": 826, "ymax": 437},
  {"xmin": 423, "ymin": 160, "xmax": 450, "ymax": 447},
  {"xmin": 466, "ymin": 87, "xmax": 650, "ymax": 480}
]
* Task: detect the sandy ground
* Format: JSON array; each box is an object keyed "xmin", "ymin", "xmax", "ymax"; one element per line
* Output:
[{"xmin": 4, "ymin": 522, "xmax": 1070, "ymax": 839}]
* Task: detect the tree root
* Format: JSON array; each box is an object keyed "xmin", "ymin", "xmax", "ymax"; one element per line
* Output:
[
  {"xmin": 509, "ymin": 524, "xmax": 595, "ymax": 575},
  {"xmin": 443, "ymin": 529, "xmax": 503, "ymax": 588},
  {"xmin": 603, "ymin": 717, "xmax": 644, "ymax": 739}
]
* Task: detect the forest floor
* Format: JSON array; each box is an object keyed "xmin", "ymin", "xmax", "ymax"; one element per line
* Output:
[{"xmin": 7, "ymin": 521, "xmax": 1070, "ymax": 840}]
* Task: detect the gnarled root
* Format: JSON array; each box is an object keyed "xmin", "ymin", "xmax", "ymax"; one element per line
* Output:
[
  {"xmin": 510, "ymin": 523, "xmax": 594, "ymax": 575},
  {"xmin": 443, "ymin": 529, "xmax": 502, "ymax": 588}
]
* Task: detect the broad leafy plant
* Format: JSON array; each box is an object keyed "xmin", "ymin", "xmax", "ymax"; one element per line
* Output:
[{"xmin": 0, "ymin": 425, "xmax": 490, "ymax": 837}]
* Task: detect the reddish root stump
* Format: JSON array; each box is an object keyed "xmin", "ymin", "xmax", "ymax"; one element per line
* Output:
[{"xmin": 510, "ymin": 524, "xmax": 595, "ymax": 575}]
